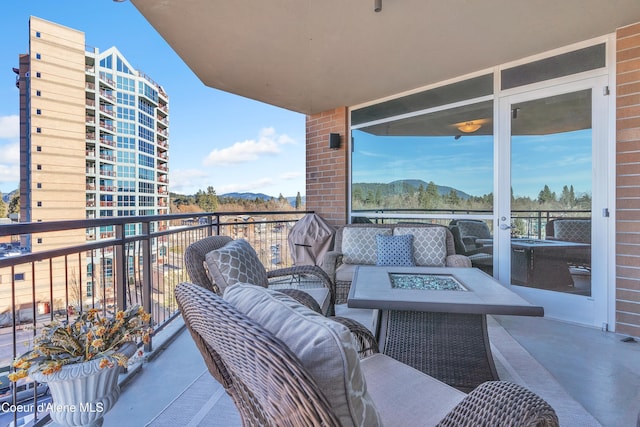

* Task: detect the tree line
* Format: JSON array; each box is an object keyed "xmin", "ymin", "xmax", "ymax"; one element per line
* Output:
[
  {"xmin": 171, "ymin": 186, "xmax": 304, "ymax": 213},
  {"xmin": 352, "ymin": 181, "xmax": 590, "ymax": 212}
]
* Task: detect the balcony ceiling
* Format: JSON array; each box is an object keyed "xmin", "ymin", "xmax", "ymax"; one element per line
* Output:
[{"xmin": 130, "ymin": 0, "xmax": 640, "ymax": 116}]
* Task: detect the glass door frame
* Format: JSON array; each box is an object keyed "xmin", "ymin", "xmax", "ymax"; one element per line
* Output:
[{"xmin": 495, "ymin": 76, "xmax": 611, "ymax": 328}]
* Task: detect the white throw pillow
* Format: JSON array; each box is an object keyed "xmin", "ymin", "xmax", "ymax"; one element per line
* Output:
[{"xmin": 224, "ymin": 284, "xmax": 382, "ymax": 427}]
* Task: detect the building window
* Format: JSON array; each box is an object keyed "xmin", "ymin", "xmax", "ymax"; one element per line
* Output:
[
  {"xmin": 14, "ymin": 273, "xmax": 25, "ymax": 281},
  {"xmin": 36, "ymin": 90, "xmax": 41, "ymax": 96},
  {"xmin": 138, "ymin": 154, "xmax": 154, "ymax": 168},
  {"xmin": 37, "ymin": 201, "xmax": 42, "ymax": 207},
  {"xmin": 36, "ymin": 109, "xmax": 42, "ymax": 115},
  {"xmin": 36, "ymin": 128, "xmax": 41, "ymax": 133},
  {"xmin": 36, "ymin": 164, "xmax": 42, "ymax": 170},
  {"xmin": 35, "ymin": 31, "xmax": 41, "ymax": 38},
  {"xmin": 36, "ymin": 145, "xmax": 42, "ymax": 151},
  {"xmin": 37, "ymin": 238, "xmax": 42, "ymax": 244},
  {"xmin": 36, "ymin": 183, "xmax": 42, "ymax": 189},
  {"xmin": 36, "ymin": 72, "xmax": 41, "ymax": 78},
  {"xmin": 36, "ymin": 53, "xmax": 41, "ymax": 60},
  {"xmin": 351, "ymin": 84, "xmax": 494, "ymax": 213}
]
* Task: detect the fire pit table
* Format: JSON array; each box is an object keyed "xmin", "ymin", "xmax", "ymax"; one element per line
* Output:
[{"xmin": 347, "ymin": 266, "xmax": 543, "ymax": 392}]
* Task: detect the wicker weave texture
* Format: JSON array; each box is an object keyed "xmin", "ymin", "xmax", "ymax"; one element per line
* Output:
[
  {"xmin": 177, "ymin": 282, "xmax": 559, "ymax": 427},
  {"xmin": 436, "ymin": 381, "xmax": 559, "ymax": 427},
  {"xmin": 382, "ymin": 310, "xmax": 498, "ymax": 392},
  {"xmin": 176, "ymin": 281, "xmax": 341, "ymax": 427},
  {"xmin": 185, "ymin": 236, "xmax": 336, "ymax": 315}
]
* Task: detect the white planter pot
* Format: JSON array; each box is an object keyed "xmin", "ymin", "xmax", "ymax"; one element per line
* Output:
[{"xmin": 30, "ymin": 343, "xmax": 136, "ymax": 427}]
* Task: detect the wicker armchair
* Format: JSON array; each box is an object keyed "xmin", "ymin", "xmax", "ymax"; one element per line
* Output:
[
  {"xmin": 184, "ymin": 235, "xmax": 337, "ymax": 315},
  {"xmin": 176, "ymin": 281, "xmax": 559, "ymax": 427}
]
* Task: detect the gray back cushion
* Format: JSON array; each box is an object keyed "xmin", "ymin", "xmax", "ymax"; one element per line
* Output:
[{"xmin": 204, "ymin": 239, "xmax": 268, "ymax": 293}]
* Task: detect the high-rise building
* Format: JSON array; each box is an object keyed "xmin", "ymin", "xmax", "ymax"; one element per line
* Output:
[{"xmin": 9, "ymin": 16, "xmax": 170, "ymax": 312}]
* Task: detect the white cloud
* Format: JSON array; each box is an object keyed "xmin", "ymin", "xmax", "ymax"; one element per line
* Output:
[
  {"xmin": 0, "ymin": 141, "xmax": 20, "ymax": 191},
  {"xmin": 280, "ymin": 171, "xmax": 302, "ymax": 180},
  {"xmin": 0, "ymin": 142, "xmax": 20, "ymax": 163},
  {"xmin": 0, "ymin": 115, "xmax": 19, "ymax": 139},
  {"xmin": 168, "ymin": 169, "xmax": 209, "ymax": 194},
  {"xmin": 203, "ymin": 127, "xmax": 295, "ymax": 166},
  {"xmin": 217, "ymin": 178, "xmax": 275, "ymax": 194}
]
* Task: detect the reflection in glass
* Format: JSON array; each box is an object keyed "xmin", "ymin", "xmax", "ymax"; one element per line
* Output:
[
  {"xmin": 351, "ymin": 101, "xmax": 494, "ymax": 213},
  {"xmin": 510, "ymin": 90, "xmax": 592, "ymax": 296}
]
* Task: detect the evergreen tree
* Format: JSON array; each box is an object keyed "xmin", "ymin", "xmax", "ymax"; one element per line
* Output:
[
  {"xmin": 537, "ymin": 185, "xmax": 555, "ymax": 204},
  {"xmin": 295, "ymin": 192, "xmax": 302, "ymax": 209},
  {"xmin": 8, "ymin": 193, "xmax": 19, "ymax": 215},
  {"xmin": 425, "ymin": 181, "xmax": 440, "ymax": 208},
  {"xmin": 195, "ymin": 186, "xmax": 218, "ymax": 212},
  {"xmin": 0, "ymin": 192, "xmax": 5, "ymax": 218}
]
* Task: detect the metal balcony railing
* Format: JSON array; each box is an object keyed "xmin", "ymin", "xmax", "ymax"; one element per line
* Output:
[{"xmin": 0, "ymin": 210, "xmax": 311, "ymax": 425}]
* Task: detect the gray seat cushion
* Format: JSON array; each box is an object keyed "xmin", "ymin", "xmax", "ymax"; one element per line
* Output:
[
  {"xmin": 296, "ymin": 286, "xmax": 331, "ymax": 316},
  {"xmin": 360, "ymin": 353, "xmax": 465, "ymax": 426}
]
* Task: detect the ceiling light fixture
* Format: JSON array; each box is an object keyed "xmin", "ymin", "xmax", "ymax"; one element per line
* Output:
[
  {"xmin": 457, "ymin": 121, "xmax": 481, "ymax": 133},
  {"xmin": 374, "ymin": 0, "xmax": 382, "ymax": 12}
]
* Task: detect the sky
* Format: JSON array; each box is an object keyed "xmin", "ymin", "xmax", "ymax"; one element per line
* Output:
[{"xmin": 0, "ymin": 0, "xmax": 306, "ymax": 198}]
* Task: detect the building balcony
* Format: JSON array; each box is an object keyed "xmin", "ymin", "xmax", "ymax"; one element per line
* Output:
[
  {"xmin": 99, "ymin": 90, "xmax": 114, "ymax": 102},
  {"xmin": 100, "ymin": 137, "xmax": 115, "ymax": 147},
  {"xmin": 99, "ymin": 105, "xmax": 115, "ymax": 117},
  {"xmin": 99, "ymin": 121, "xmax": 115, "ymax": 132},
  {"xmin": 1, "ymin": 211, "xmax": 637, "ymax": 427},
  {"xmin": 98, "ymin": 72, "xmax": 115, "ymax": 88}
]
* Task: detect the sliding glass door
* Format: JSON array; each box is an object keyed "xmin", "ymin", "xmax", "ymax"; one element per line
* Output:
[{"xmin": 497, "ymin": 77, "xmax": 609, "ymax": 326}]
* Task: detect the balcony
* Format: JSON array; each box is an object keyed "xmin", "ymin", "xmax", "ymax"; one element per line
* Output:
[{"xmin": 0, "ymin": 212, "xmax": 638, "ymax": 426}]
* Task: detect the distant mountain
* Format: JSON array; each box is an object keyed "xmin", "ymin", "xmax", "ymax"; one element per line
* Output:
[
  {"xmin": 1, "ymin": 189, "xmax": 17, "ymax": 203},
  {"xmin": 354, "ymin": 179, "xmax": 471, "ymax": 200}
]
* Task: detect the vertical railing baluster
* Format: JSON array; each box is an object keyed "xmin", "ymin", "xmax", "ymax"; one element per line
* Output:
[
  {"xmin": 115, "ymin": 223, "xmax": 126, "ymax": 312},
  {"xmin": 140, "ymin": 221, "xmax": 153, "ymax": 352}
]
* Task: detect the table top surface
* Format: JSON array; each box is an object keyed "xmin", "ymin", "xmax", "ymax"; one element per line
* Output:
[{"xmin": 347, "ymin": 266, "xmax": 544, "ymax": 316}]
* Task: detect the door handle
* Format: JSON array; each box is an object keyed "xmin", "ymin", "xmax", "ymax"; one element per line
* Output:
[{"xmin": 499, "ymin": 223, "xmax": 512, "ymax": 230}]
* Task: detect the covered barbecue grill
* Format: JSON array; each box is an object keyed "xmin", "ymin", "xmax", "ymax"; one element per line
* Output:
[{"xmin": 288, "ymin": 214, "xmax": 335, "ymax": 266}]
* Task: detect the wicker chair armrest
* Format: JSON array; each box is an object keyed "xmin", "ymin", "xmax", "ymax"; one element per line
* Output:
[
  {"xmin": 279, "ymin": 289, "xmax": 323, "ymax": 314},
  {"xmin": 267, "ymin": 265, "xmax": 336, "ymax": 316},
  {"xmin": 322, "ymin": 251, "xmax": 343, "ymax": 281},
  {"xmin": 268, "ymin": 265, "xmax": 332, "ymax": 288},
  {"xmin": 446, "ymin": 254, "xmax": 472, "ymax": 268},
  {"xmin": 268, "ymin": 265, "xmax": 335, "ymax": 298},
  {"xmin": 331, "ymin": 316, "xmax": 379, "ymax": 359},
  {"xmin": 436, "ymin": 381, "xmax": 559, "ymax": 427}
]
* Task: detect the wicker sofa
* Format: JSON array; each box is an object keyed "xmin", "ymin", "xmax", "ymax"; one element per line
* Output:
[{"xmin": 322, "ymin": 223, "xmax": 472, "ymax": 304}]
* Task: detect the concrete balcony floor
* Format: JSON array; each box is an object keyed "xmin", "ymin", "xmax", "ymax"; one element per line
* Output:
[{"xmin": 100, "ymin": 306, "xmax": 640, "ymax": 427}]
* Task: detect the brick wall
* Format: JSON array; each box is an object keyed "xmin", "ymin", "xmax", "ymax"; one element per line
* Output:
[
  {"xmin": 616, "ymin": 22, "xmax": 640, "ymax": 337},
  {"xmin": 305, "ymin": 107, "xmax": 348, "ymax": 227}
]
